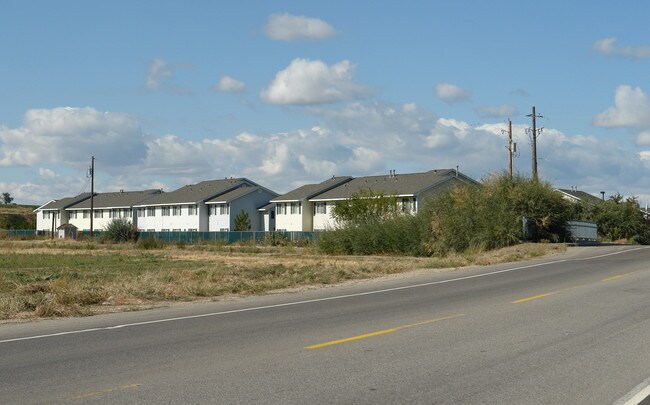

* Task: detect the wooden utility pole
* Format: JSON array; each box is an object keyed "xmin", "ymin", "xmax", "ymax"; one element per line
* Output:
[
  {"xmin": 90, "ymin": 156, "xmax": 95, "ymax": 237},
  {"xmin": 527, "ymin": 106, "xmax": 543, "ymax": 181},
  {"xmin": 507, "ymin": 119, "xmax": 513, "ymax": 178}
]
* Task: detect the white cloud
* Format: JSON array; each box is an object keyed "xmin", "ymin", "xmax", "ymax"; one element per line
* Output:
[
  {"xmin": 260, "ymin": 58, "xmax": 369, "ymax": 105},
  {"xmin": 146, "ymin": 58, "xmax": 173, "ymax": 90},
  {"xmin": 593, "ymin": 85, "xmax": 650, "ymax": 128},
  {"xmin": 264, "ymin": 13, "xmax": 336, "ymax": 41},
  {"xmin": 5, "ymin": 102, "xmax": 650, "ymax": 207},
  {"xmin": 593, "ymin": 37, "xmax": 650, "ymax": 59},
  {"xmin": 474, "ymin": 104, "xmax": 517, "ymax": 118},
  {"xmin": 213, "ymin": 76, "xmax": 246, "ymax": 93},
  {"xmin": 637, "ymin": 130, "xmax": 650, "ymax": 146},
  {"xmin": 0, "ymin": 107, "xmax": 146, "ymax": 170},
  {"xmin": 435, "ymin": 83, "xmax": 470, "ymax": 103}
]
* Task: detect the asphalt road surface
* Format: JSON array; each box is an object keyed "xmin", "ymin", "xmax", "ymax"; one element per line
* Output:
[{"xmin": 1, "ymin": 245, "xmax": 649, "ymax": 404}]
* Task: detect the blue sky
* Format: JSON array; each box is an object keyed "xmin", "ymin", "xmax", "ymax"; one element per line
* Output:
[{"xmin": 2, "ymin": 1, "xmax": 650, "ymax": 205}]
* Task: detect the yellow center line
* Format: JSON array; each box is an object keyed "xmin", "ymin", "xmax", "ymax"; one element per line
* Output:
[
  {"xmin": 512, "ymin": 291, "xmax": 560, "ymax": 304},
  {"xmin": 305, "ymin": 314, "xmax": 464, "ymax": 350},
  {"xmin": 602, "ymin": 274, "xmax": 625, "ymax": 282}
]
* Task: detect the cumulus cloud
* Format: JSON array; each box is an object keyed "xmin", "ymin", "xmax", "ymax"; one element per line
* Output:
[
  {"xmin": 474, "ymin": 104, "xmax": 517, "ymax": 118},
  {"xmin": 434, "ymin": 83, "xmax": 470, "ymax": 103},
  {"xmin": 145, "ymin": 58, "xmax": 191, "ymax": 95},
  {"xmin": 146, "ymin": 58, "xmax": 173, "ymax": 90},
  {"xmin": 593, "ymin": 85, "xmax": 650, "ymax": 128},
  {"xmin": 593, "ymin": 37, "xmax": 650, "ymax": 59},
  {"xmin": 0, "ymin": 107, "xmax": 146, "ymax": 170},
  {"xmin": 264, "ymin": 13, "xmax": 336, "ymax": 41},
  {"xmin": 5, "ymin": 102, "xmax": 650, "ymax": 206},
  {"xmin": 213, "ymin": 76, "xmax": 246, "ymax": 93},
  {"xmin": 260, "ymin": 58, "xmax": 369, "ymax": 105}
]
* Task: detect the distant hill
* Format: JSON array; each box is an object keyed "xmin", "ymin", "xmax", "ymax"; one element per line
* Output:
[{"xmin": 0, "ymin": 204, "xmax": 37, "ymax": 229}]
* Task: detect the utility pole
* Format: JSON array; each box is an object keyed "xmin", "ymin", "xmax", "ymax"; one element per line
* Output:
[
  {"xmin": 89, "ymin": 156, "xmax": 95, "ymax": 237},
  {"xmin": 503, "ymin": 119, "xmax": 517, "ymax": 178},
  {"xmin": 526, "ymin": 106, "xmax": 543, "ymax": 181}
]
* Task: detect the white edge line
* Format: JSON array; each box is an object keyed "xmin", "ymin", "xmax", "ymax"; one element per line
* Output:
[
  {"xmin": 2, "ymin": 246, "xmax": 648, "ymax": 344},
  {"xmin": 613, "ymin": 375, "xmax": 650, "ymax": 405}
]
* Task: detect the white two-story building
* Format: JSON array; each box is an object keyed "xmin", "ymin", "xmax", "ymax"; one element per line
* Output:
[
  {"xmin": 273, "ymin": 169, "xmax": 479, "ymax": 232},
  {"xmin": 134, "ymin": 178, "xmax": 277, "ymax": 232}
]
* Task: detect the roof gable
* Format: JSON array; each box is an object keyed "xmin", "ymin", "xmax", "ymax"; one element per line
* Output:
[
  {"xmin": 67, "ymin": 189, "xmax": 162, "ymax": 210},
  {"xmin": 271, "ymin": 176, "xmax": 353, "ymax": 202},
  {"xmin": 310, "ymin": 169, "xmax": 475, "ymax": 201},
  {"xmin": 205, "ymin": 186, "xmax": 277, "ymax": 204},
  {"xmin": 135, "ymin": 178, "xmax": 257, "ymax": 206},
  {"xmin": 36, "ymin": 193, "xmax": 93, "ymax": 211}
]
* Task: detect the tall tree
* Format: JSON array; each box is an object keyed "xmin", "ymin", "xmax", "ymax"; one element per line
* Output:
[
  {"xmin": 234, "ymin": 209, "xmax": 251, "ymax": 231},
  {"xmin": 2, "ymin": 192, "xmax": 13, "ymax": 205}
]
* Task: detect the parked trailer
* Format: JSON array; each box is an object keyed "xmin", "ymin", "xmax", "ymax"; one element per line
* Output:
[{"xmin": 566, "ymin": 220, "xmax": 598, "ymax": 242}]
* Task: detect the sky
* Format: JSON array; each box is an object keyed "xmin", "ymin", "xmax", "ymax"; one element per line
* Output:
[{"xmin": 2, "ymin": 1, "xmax": 650, "ymax": 206}]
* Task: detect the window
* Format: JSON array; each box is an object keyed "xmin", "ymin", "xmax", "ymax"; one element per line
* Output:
[
  {"xmin": 187, "ymin": 228, "xmax": 197, "ymax": 232},
  {"xmin": 110, "ymin": 209, "xmax": 119, "ymax": 218},
  {"xmin": 83, "ymin": 210, "xmax": 90, "ymax": 219},
  {"xmin": 161, "ymin": 229, "xmax": 169, "ymax": 232},
  {"xmin": 187, "ymin": 205, "xmax": 197, "ymax": 216},
  {"xmin": 146, "ymin": 229, "xmax": 155, "ymax": 232},
  {"xmin": 172, "ymin": 206, "xmax": 181, "ymax": 216},
  {"xmin": 220, "ymin": 228, "xmax": 229, "ymax": 232},
  {"xmin": 43, "ymin": 211, "xmax": 51, "ymax": 219},
  {"xmin": 162, "ymin": 206, "xmax": 170, "ymax": 216},
  {"xmin": 94, "ymin": 210, "xmax": 104, "ymax": 218},
  {"xmin": 276, "ymin": 204, "xmax": 284, "ymax": 215},
  {"xmin": 172, "ymin": 228, "xmax": 181, "ymax": 232},
  {"xmin": 290, "ymin": 202, "xmax": 301, "ymax": 215},
  {"xmin": 402, "ymin": 198, "xmax": 415, "ymax": 212},
  {"xmin": 69, "ymin": 211, "xmax": 77, "ymax": 219},
  {"xmin": 137, "ymin": 208, "xmax": 146, "ymax": 217},
  {"xmin": 315, "ymin": 202, "xmax": 326, "ymax": 214},
  {"xmin": 219, "ymin": 204, "xmax": 229, "ymax": 215},
  {"xmin": 147, "ymin": 207, "xmax": 156, "ymax": 217},
  {"xmin": 122, "ymin": 209, "xmax": 131, "ymax": 218}
]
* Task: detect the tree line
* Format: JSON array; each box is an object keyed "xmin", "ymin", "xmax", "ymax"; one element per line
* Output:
[{"xmin": 317, "ymin": 173, "xmax": 650, "ymax": 256}]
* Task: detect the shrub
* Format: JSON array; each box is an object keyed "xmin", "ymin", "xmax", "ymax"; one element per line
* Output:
[
  {"xmin": 426, "ymin": 173, "xmax": 572, "ymax": 254},
  {"xmin": 137, "ymin": 236, "xmax": 165, "ymax": 250},
  {"xmin": 101, "ymin": 218, "xmax": 139, "ymax": 243}
]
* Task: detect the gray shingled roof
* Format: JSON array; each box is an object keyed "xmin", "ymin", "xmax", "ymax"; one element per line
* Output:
[
  {"xmin": 134, "ymin": 178, "xmax": 256, "ymax": 206},
  {"xmin": 271, "ymin": 176, "xmax": 353, "ymax": 202},
  {"xmin": 311, "ymin": 169, "xmax": 474, "ymax": 201},
  {"xmin": 36, "ymin": 193, "xmax": 93, "ymax": 211},
  {"xmin": 67, "ymin": 190, "xmax": 162, "ymax": 210},
  {"xmin": 557, "ymin": 189, "xmax": 602, "ymax": 204},
  {"xmin": 205, "ymin": 186, "xmax": 270, "ymax": 204}
]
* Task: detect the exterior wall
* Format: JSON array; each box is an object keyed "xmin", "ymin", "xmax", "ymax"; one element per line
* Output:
[
  {"xmin": 274, "ymin": 201, "xmax": 306, "ymax": 231},
  {"xmin": 208, "ymin": 189, "xmax": 277, "ymax": 231},
  {"xmin": 313, "ymin": 202, "xmax": 337, "ymax": 230},
  {"xmin": 208, "ymin": 205, "xmax": 231, "ymax": 231},
  {"xmin": 135, "ymin": 205, "xmax": 201, "ymax": 231},
  {"xmin": 36, "ymin": 210, "xmax": 63, "ymax": 232},
  {"xmin": 68, "ymin": 208, "xmax": 133, "ymax": 231}
]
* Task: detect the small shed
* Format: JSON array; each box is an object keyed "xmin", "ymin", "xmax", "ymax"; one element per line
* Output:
[{"xmin": 57, "ymin": 223, "xmax": 78, "ymax": 240}]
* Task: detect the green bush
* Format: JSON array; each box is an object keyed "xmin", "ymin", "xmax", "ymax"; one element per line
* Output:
[
  {"xmin": 101, "ymin": 218, "xmax": 139, "ymax": 243},
  {"xmin": 426, "ymin": 173, "xmax": 572, "ymax": 254}
]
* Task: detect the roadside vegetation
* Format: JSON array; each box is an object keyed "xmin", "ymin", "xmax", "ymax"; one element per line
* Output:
[
  {"xmin": 2, "ymin": 173, "xmax": 648, "ymax": 320},
  {"xmin": 0, "ymin": 239, "xmax": 564, "ymax": 320},
  {"xmin": 319, "ymin": 173, "xmax": 650, "ymax": 256}
]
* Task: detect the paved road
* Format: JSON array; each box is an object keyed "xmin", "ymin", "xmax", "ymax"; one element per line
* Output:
[{"xmin": 1, "ymin": 245, "xmax": 649, "ymax": 404}]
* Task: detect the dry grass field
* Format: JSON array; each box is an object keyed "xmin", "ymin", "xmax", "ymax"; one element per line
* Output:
[{"xmin": 0, "ymin": 239, "xmax": 566, "ymax": 321}]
